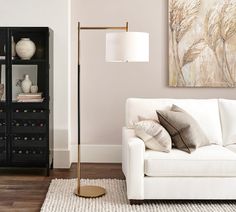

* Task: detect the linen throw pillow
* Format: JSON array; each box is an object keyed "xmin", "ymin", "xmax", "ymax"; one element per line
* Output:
[
  {"xmin": 156, "ymin": 105, "xmax": 210, "ymax": 153},
  {"xmin": 134, "ymin": 119, "xmax": 172, "ymax": 152}
]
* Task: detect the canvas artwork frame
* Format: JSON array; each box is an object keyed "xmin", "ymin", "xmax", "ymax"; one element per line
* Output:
[{"xmin": 168, "ymin": 0, "xmax": 236, "ymax": 87}]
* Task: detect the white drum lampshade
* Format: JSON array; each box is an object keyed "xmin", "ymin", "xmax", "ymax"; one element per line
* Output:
[{"xmin": 106, "ymin": 32, "xmax": 149, "ymax": 62}]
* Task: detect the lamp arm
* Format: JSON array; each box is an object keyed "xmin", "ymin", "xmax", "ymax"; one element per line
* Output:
[{"xmin": 80, "ymin": 21, "xmax": 129, "ymax": 32}]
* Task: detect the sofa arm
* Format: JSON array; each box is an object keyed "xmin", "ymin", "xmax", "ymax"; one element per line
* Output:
[
  {"xmin": 122, "ymin": 127, "xmax": 135, "ymax": 176},
  {"xmin": 127, "ymin": 137, "xmax": 145, "ymax": 200}
]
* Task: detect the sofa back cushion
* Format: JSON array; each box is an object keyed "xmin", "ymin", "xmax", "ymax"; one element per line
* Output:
[
  {"xmin": 126, "ymin": 98, "xmax": 222, "ymax": 145},
  {"xmin": 219, "ymin": 99, "xmax": 236, "ymax": 146}
]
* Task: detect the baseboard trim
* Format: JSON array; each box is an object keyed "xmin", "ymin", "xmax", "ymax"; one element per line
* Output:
[
  {"xmin": 71, "ymin": 144, "xmax": 122, "ymax": 163},
  {"xmin": 53, "ymin": 149, "xmax": 71, "ymax": 168}
]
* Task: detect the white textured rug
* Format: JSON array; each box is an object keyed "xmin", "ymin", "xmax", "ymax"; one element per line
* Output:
[{"xmin": 41, "ymin": 179, "xmax": 236, "ymax": 212}]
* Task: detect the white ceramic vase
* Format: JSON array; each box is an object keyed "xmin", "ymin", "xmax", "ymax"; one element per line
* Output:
[
  {"xmin": 16, "ymin": 38, "xmax": 36, "ymax": 60},
  {"xmin": 30, "ymin": 85, "xmax": 38, "ymax": 94},
  {"xmin": 21, "ymin": 75, "xmax": 32, "ymax": 93}
]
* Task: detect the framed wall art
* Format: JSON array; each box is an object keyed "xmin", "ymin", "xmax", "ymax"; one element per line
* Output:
[{"xmin": 169, "ymin": 0, "xmax": 236, "ymax": 87}]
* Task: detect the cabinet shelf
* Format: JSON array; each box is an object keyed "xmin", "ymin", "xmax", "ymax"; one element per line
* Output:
[
  {"xmin": 12, "ymin": 59, "xmax": 47, "ymax": 65},
  {"xmin": 12, "ymin": 101, "xmax": 48, "ymax": 107},
  {"xmin": 0, "ymin": 58, "xmax": 47, "ymax": 65}
]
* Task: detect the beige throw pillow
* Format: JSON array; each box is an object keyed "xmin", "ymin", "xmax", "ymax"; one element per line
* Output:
[
  {"xmin": 156, "ymin": 105, "xmax": 210, "ymax": 153},
  {"xmin": 134, "ymin": 119, "xmax": 172, "ymax": 152}
]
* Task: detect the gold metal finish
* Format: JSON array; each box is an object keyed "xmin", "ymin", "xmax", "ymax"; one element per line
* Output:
[
  {"xmin": 78, "ymin": 22, "xmax": 80, "ymax": 66},
  {"xmin": 125, "ymin": 22, "xmax": 129, "ymax": 32},
  {"xmin": 74, "ymin": 186, "xmax": 106, "ymax": 198},
  {"xmin": 75, "ymin": 21, "xmax": 129, "ymax": 198},
  {"xmin": 77, "ymin": 145, "xmax": 81, "ymax": 193},
  {"xmin": 80, "ymin": 21, "xmax": 129, "ymax": 31},
  {"xmin": 77, "ymin": 22, "xmax": 81, "ymax": 194},
  {"xmin": 80, "ymin": 26, "xmax": 126, "ymax": 30}
]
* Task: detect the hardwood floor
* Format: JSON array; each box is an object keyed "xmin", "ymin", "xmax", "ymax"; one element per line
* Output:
[{"xmin": 0, "ymin": 163, "xmax": 125, "ymax": 212}]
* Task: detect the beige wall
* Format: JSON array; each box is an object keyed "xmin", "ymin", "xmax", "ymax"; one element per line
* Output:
[
  {"xmin": 69, "ymin": 0, "xmax": 79, "ymax": 162},
  {"xmin": 0, "ymin": 0, "xmax": 71, "ymax": 167},
  {"xmin": 76, "ymin": 0, "xmax": 236, "ymax": 146}
]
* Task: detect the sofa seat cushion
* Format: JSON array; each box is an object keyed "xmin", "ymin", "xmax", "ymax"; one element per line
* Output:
[
  {"xmin": 226, "ymin": 145, "xmax": 236, "ymax": 153},
  {"xmin": 144, "ymin": 145, "xmax": 236, "ymax": 177}
]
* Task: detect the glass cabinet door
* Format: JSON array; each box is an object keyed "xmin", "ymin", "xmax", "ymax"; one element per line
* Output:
[
  {"xmin": 10, "ymin": 28, "xmax": 48, "ymax": 103},
  {"xmin": 9, "ymin": 28, "xmax": 49, "ymax": 166},
  {"xmin": 0, "ymin": 28, "xmax": 7, "ymax": 163}
]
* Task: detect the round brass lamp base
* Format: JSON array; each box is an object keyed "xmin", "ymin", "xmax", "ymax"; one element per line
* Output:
[{"xmin": 74, "ymin": 185, "xmax": 106, "ymax": 198}]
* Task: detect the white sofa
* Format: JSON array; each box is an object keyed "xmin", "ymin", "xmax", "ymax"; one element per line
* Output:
[{"xmin": 122, "ymin": 98, "xmax": 236, "ymax": 201}]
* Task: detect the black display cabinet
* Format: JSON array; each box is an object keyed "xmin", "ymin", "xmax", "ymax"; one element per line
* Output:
[{"xmin": 0, "ymin": 27, "xmax": 53, "ymax": 175}]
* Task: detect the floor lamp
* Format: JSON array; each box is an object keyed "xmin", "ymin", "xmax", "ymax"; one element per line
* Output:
[{"xmin": 75, "ymin": 22, "xmax": 149, "ymax": 198}]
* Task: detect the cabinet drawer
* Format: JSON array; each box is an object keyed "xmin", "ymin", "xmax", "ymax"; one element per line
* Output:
[
  {"xmin": 0, "ymin": 112, "xmax": 6, "ymax": 119},
  {"xmin": 0, "ymin": 141, "xmax": 6, "ymax": 162},
  {"xmin": 13, "ymin": 110, "xmax": 48, "ymax": 120},
  {"xmin": 12, "ymin": 126, "xmax": 47, "ymax": 134},
  {"xmin": 0, "ymin": 151, "xmax": 6, "ymax": 162},
  {"xmin": 12, "ymin": 153, "xmax": 46, "ymax": 163},
  {"xmin": 0, "ymin": 140, "xmax": 6, "ymax": 148},
  {"xmin": 12, "ymin": 135, "xmax": 47, "ymax": 147},
  {"xmin": 0, "ymin": 118, "xmax": 6, "ymax": 133},
  {"xmin": 0, "ymin": 127, "xmax": 6, "ymax": 134},
  {"xmin": 11, "ymin": 148, "xmax": 46, "ymax": 163},
  {"xmin": 12, "ymin": 120, "xmax": 47, "ymax": 134}
]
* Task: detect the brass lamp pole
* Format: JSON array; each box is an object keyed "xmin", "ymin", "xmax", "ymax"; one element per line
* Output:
[{"xmin": 74, "ymin": 22, "xmax": 129, "ymax": 198}]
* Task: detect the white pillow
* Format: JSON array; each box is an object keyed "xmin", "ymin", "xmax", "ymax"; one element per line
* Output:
[
  {"xmin": 134, "ymin": 119, "xmax": 172, "ymax": 152},
  {"xmin": 126, "ymin": 98, "xmax": 222, "ymax": 145},
  {"xmin": 219, "ymin": 99, "xmax": 236, "ymax": 146}
]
